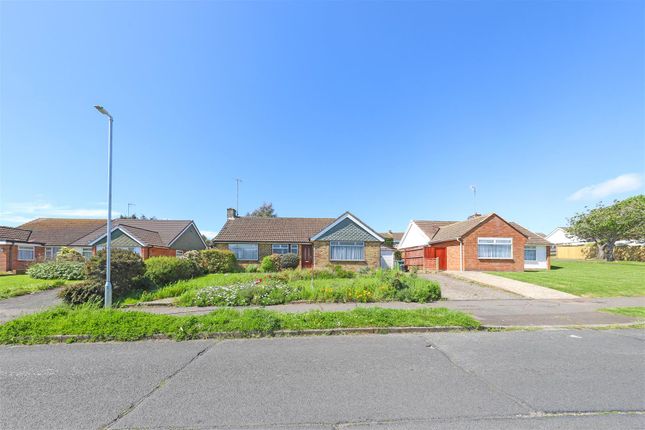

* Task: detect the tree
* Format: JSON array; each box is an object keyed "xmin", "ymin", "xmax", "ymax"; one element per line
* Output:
[
  {"xmin": 247, "ymin": 202, "xmax": 277, "ymax": 217},
  {"xmin": 566, "ymin": 195, "xmax": 645, "ymax": 261},
  {"xmin": 119, "ymin": 214, "xmax": 157, "ymax": 220}
]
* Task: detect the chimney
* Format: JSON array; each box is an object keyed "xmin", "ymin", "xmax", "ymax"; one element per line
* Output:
[{"xmin": 227, "ymin": 208, "xmax": 237, "ymax": 220}]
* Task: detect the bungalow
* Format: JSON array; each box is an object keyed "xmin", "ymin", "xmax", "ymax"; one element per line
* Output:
[
  {"xmin": 398, "ymin": 213, "xmax": 551, "ymax": 272},
  {"xmin": 70, "ymin": 219, "xmax": 207, "ymax": 258},
  {"xmin": 0, "ymin": 226, "xmax": 45, "ymax": 273},
  {"xmin": 211, "ymin": 209, "xmax": 384, "ymax": 270},
  {"xmin": 19, "ymin": 218, "xmax": 107, "ymax": 260}
]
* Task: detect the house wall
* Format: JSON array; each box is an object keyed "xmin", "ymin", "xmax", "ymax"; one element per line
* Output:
[
  {"xmin": 170, "ymin": 224, "xmax": 207, "ymax": 250},
  {"xmin": 313, "ymin": 241, "xmax": 381, "ymax": 270},
  {"xmin": 213, "ymin": 242, "xmax": 305, "ymax": 268},
  {"xmin": 460, "ymin": 216, "xmax": 527, "ymax": 271},
  {"xmin": 444, "ymin": 241, "xmax": 461, "ymax": 271},
  {"xmin": 0, "ymin": 244, "xmax": 45, "ymax": 273},
  {"xmin": 524, "ymin": 245, "xmax": 550, "ymax": 270},
  {"xmin": 398, "ymin": 222, "xmax": 430, "ymax": 250}
]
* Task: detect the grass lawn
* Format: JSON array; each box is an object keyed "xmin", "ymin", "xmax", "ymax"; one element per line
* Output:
[
  {"xmin": 122, "ymin": 270, "xmax": 441, "ymax": 307},
  {"xmin": 0, "ymin": 275, "xmax": 78, "ymax": 300},
  {"xmin": 0, "ymin": 306, "xmax": 479, "ymax": 344},
  {"xmin": 600, "ymin": 307, "xmax": 645, "ymax": 318},
  {"xmin": 489, "ymin": 259, "xmax": 645, "ymax": 297}
]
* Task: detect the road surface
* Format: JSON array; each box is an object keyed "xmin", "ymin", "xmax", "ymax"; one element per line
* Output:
[{"xmin": 1, "ymin": 329, "xmax": 644, "ymax": 429}]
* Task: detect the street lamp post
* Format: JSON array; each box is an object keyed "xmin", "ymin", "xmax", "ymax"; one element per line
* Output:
[{"xmin": 95, "ymin": 105, "xmax": 113, "ymax": 308}]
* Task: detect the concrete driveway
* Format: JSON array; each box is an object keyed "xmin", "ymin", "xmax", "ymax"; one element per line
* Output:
[
  {"xmin": 421, "ymin": 272, "xmax": 521, "ymax": 300},
  {"xmin": 2, "ymin": 330, "xmax": 643, "ymax": 429},
  {"xmin": 0, "ymin": 288, "xmax": 62, "ymax": 323}
]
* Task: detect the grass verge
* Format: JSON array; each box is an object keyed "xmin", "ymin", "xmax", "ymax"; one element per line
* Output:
[
  {"xmin": 0, "ymin": 306, "xmax": 479, "ymax": 344},
  {"xmin": 0, "ymin": 275, "xmax": 79, "ymax": 300},
  {"xmin": 600, "ymin": 307, "xmax": 645, "ymax": 318},
  {"xmin": 490, "ymin": 259, "xmax": 645, "ymax": 297}
]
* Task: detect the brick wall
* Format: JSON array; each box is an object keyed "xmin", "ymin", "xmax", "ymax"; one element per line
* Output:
[
  {"xmin": 313, "ymin": 241, "xmax": 381, "ymax": 270},
  {"xmin": 461, "ymin": 215, "xmax": 527, "ymax": 272},
  {"xmin": 444, "ymin": 241, "xmax": 461, "ymax": 271},
  {"xmin": 213, "ymin": 242, "xmax": 307, "ymax": 268},
  {"xmin": 144, "ymin": 247, "xmax": 177, "ymax": 258},
  {"xmin": 1, "ymin": 245, "xmax": 45, "ymax": 273},
  {"xmin": 0, "ymin": 245, "xmax": 10, "ymax": 272}
]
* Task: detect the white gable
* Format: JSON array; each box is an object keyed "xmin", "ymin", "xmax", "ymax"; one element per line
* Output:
[
  {"xmin": 545, "ymin": 227, "xmax": 588, "ymax": 245},
  {"xmin": 397, "ymin": 221, "xmax": 430, "ymax": 249}
]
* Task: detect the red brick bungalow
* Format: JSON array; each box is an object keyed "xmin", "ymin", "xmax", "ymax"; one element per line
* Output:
[
  {"xmin": 398, "ymin": 213, "xmax": 551, "ymax": 272},
  {"xmin": 0, "ymin": 226, "xmax": 45, "ymax": 273}
]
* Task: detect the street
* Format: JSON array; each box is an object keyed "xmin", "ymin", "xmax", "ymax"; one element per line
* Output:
[{"xmin": 1, "ymin": 329, "xmax": 644, "ymax": 429}]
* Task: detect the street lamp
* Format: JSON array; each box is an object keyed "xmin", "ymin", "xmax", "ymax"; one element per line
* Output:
[{"xmin": 94, "ymin": 105, "xmax": 113, "ymax": 308}]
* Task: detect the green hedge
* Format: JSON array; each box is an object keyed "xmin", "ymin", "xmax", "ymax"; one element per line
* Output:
[
  {"xmin": 201, "ymin": 249, "xmax": 237, "ymax": 273},
  {"xmin": 27, "ymin": 261, "xmax": 85, "ymax": 280},
  {"xmin": 145, "ymin": 256, "xmax": 201, "ymax": 286}
]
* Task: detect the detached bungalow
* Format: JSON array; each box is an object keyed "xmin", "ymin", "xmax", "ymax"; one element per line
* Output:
[
  {"xmin": 212, "ymin": 209, "xmax": 384, "ymax": 270},
  {"xmin": 71, "ymin": 219, "xmax": 207, "ymax": 258},
  {"xmin": 19, "ymin": 218, "xmax": 108, "ymax": 260},
  {"xmin": 398, "ymin": 213, "xmax": 551, "ymax": 272},
  {"xmin": 0, "ymin": 226, "xmax": 45, "ymax": 273}
]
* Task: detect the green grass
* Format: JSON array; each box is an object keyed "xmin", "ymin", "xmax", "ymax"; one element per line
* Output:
[
  {"xmin": 489, "ymin": 259, "xmax": 645, "ymax": 297},
  {"xmin": 0, "ymin": 275, "xmax": 79, "ymax": 300},
  {"xmin": 600, "ymin": 307, "xmax": 645, "ymax": 318},
  {"xmin": 0, "ymin": 306, "xmax": 480, "ymax": 344}
]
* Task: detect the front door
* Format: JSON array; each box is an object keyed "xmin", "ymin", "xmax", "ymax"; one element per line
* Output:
[{"xmin": 301, "ymin": 244, "xmax": 314, "ymax": 268}]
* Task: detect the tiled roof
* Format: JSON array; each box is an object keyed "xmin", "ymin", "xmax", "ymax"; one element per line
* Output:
[
  {"xmin": 0, "ymin": 226, "xmax": 36, "ymax": 243},
  {"xmin": 412, "ymin": 220, "xmax": 457, "ymax": 240},
  {"xmin": 509, "ymin": 223, "xmax": 551, "ymax": 246},
  {"xmin": 213, "ymin": 217, "xmax": 336, "ymax": 243},
  {"xmin": 18, "ymin": 218, "xmax": 106, "ymax": 246},
  {"xmin": 379, "ymin": 231, "xmax": 405, "ymax": 241},
  {"xmin": 72, "ymin": 219, "xmax": 194, "ymax": 247}
]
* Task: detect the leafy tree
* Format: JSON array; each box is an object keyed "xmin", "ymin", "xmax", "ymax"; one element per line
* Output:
[
  {"xmin": 567, "ymin": 195, "xmax": 645, "ymax": 261},
  {"xmin": 118, "ymin": 214, "xmax": 157, "ymax": 220},
  {"xmin": 247, "ymin": 202, "xmax": 277, "ymax": 217}
]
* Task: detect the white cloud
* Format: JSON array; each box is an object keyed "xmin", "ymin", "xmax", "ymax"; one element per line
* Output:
[
  {"xmin": 0, "ymin": 201, "xmax": 121, "ymax": 226},
  {"xmin": 568, "ymin": 173, "xmax": 643, "ymax": 201},
  {"xmin": 200, "ymin": 230, "xmax": 219, "ymax": 239}
]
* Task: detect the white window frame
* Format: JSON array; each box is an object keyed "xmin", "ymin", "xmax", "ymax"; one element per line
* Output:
[
  {"xmin": 81, "ymin": 247, "xmax": 93, "ymax": 260},
  {"xmin": 271, "ymin": 244, "xmax": 290, "ymax": 255},
  {"xmin": 18, "ymin": 245, "xmax": 35, "ymax": 261},
  {"xmin": 45, "ymin": 246, "xmax": 61, "ymax": 260},
  {"xmin": 330, "ymin": 241, "xmax": 365, "ymax": 262},
  {"xmin": 477, "ymin": 237, "xmax": 513, "ymax": 260},
  {"xmin": 228, "ymin": 243, "xmax": 259, "ymax": 261},
  {"xmin": 175, "ymin": 250, "xmax": 184, "ymax": 257},
  {"xmin": 524, "ymin": 246, "xmax": 537, "ymax": 261},
  {"xmin": 290, "ymin": 244, "xmax": 298, "ymax": 255}
]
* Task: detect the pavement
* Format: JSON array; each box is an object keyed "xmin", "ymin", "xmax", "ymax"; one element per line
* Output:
[
  {"xmin": 2, "ymin": 329, "xmax": 644, "ymax": 429},
  {"xmin": 445, "ymin": 271, "xmax": 579, "ymax": 299},
  {"xmin": 0, "ymin": 288, "xmax": 62, "ymax": 323}
]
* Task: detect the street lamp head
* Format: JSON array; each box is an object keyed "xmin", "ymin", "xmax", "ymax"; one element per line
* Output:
[{"xmin": 94, "ymin": 105, "xmax": 112, "ymax": 119}]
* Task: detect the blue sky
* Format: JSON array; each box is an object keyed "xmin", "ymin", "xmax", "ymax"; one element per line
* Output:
[{"xmin": 1, "ymin": 1, "xmax": 643, "ymax": 238}]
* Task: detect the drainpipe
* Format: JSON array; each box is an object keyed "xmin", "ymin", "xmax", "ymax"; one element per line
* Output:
[{"xmin": 458, "ymin": 238, "xmax": 464, "ymax": 272}]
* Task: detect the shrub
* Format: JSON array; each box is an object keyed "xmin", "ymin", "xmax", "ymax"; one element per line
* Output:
[
  {"xmin": 59, "ymin": 282, "xmax": 103, "ymax": 305},
  {"xmin": 27, "ymin": 261, "xmax": 85, "ymax": 280},
  {"xmin": 260, "ymin": 254, "xmax": 282, "ymax": 272},
  {"xmin": 279, "ymin": 253, "xmax": 299, "ymax": 270},
  {"xmin": 329, "ymin": 265, "xmax": 355, "ymax": 278},
  {"xmin": 396, "ymin": 279, "xmax": 441, "ymax": 303},
  {"xmin": 145, "ymin": 256, "xmax": 201, "ymax": 286},
  {"xmin": 245, "ymin": 264, "xmax": 259, "ymax": 273},
  {"xmin": 191, "ymin": 280, "xmax": 295, "ymax": 306},
  {"xmin": 85, "ymin": 249, "xmax": 145, "ymax": 298},
  {"xmin": 56, "ymin": 247, "xmax": 85, "ymax": 263},
  {"xmin": 614, "ymin": 245, "xmax": 645, "ymax": 262},
  {"xmin": 181, "ymin": 250, "xmax": 207, "ymax": 273},
  {"xmin": 201, "ymin": 249, "xmax": 237, "ymax": 273}
]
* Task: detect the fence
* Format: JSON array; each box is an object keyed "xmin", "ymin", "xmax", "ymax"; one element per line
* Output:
[{"xmin": 402, "ymin": 247, "xmax": 439, "ymax": 272}]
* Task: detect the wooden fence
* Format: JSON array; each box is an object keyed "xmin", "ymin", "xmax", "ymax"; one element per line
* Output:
[{"xmin": 402, "ymin": 247, "xmax": 439, "ymax": 272}]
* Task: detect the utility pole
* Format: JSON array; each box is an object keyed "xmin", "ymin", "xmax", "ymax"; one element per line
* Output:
[
  {"xmin": 127, "ymin": 203, "xmax": 136, "ymax": 218},
  {"xmin": 470, "ymin": 185, "xmax": 477, "ymax": 215},
  {"xmin": 235, "ymin": 178, "xmax": 242, "ymax": 214}
]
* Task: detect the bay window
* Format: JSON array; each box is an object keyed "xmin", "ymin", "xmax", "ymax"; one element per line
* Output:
[
  {"xmin": 229, "ymin": 243, "xmax": 259, "ymax": 260},
  {"xmin": 477, "ymin": 238, "xmax": 512, "ymax": 259},
  {"xmin": 330, "ymin": 241, "xmax": 364, "ymax": 261},
  {"xmin": 18, "ymin": 246, "xmax": 35, "ymax": 261}
]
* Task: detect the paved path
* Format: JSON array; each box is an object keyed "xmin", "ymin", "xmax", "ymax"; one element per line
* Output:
[
  {"xmin": 2, "ymin": 330, "xmax": 643, "ymax": 429},
  {"xmin": 128, "ymin": 296, "xmax": 645, "ymax": 326},
  {"xmin": 446, "ymin": 271, "xmax": 578, "ymax": 299},
  {"xmin": 421, "ymin": 272, "xmax": 520, "ymax": 300},
  {"xmin": 0, "ymin": 288, "xmax": 62, "ymax": 323}
]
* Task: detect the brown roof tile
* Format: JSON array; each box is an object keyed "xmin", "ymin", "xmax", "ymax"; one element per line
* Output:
[
  {"xmin": 0, "ymin": 226, "xmax": 36, "ymax": 243},
  {"xmin": 72, "ymin": 219, "xmax": 194, "ymax": 247},
  {"xmin": 18, "ymin": 218, "xmax": 106, "ymax": 246},
  {"xmin": 412, "ymin": 220, "xmax": 458, "ymax": 240},
  {"xmin": 213, "ymin": 217, "xmax": 335, "ymax": 243},
  {"xmin": 411, "ymin": 214, "xmax": 533, "ymax": 245},
  {"xmin": 509, "ymin": 223, "xmax": 552, "ymax": 246}
]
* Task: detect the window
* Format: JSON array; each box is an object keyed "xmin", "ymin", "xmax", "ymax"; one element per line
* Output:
[
  {"xmin": 477, "ymin": 238, "xmax": 512, "ymax": 259},
  {"xmin": 229, "ymin": 243, "xmax": 258, "ymax": 260},
  {"xmin": 175, "ymin": 250, "xmax": 184, "ymax": 257},
  {"xmin": 330, "ymin": 241, "xmax": 364, "ymax": 261},
  {"xmin": 18, "ymin": 246, "xmax": 35, "ymax": 261},
  {"xmin": 45, "ymin": 246, "xmax": 61, "ymax": 260},
  {"xmin": 82, "ymin": 248, "xmax": 93, "ymax": 260},
  {"xmin": 524, "ymin": 246, "xmax": 537, "ymax": 261},
  {"xmin": 271, "ymin": 244, "xmax": 299, "ymax": 255}
]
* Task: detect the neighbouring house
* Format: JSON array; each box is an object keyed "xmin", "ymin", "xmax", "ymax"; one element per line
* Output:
[
  {"xmin": 70, "ymin": 219, "xmax": 207, "ymax": 258},
  {"xmin": 211, "ymin": 209, "xmax": 384, "ymax": 270},
  {"xmin": 19, "ymin": 218, "xmax": 108, "ymax": 260},
  {"xmin": 379, "ymin": 231, "xmax": 404, "ymax": 269},
  {"xmin": 397, "ymin": 213, "xmax": 551, "ymax": 272},
  {"xmin": 0, "ymin": 226, "xmax": 45, "ymax": 273},
  {"xmin": 545, "ymin": 227, "xmax": 591, "ymax": 259}
]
